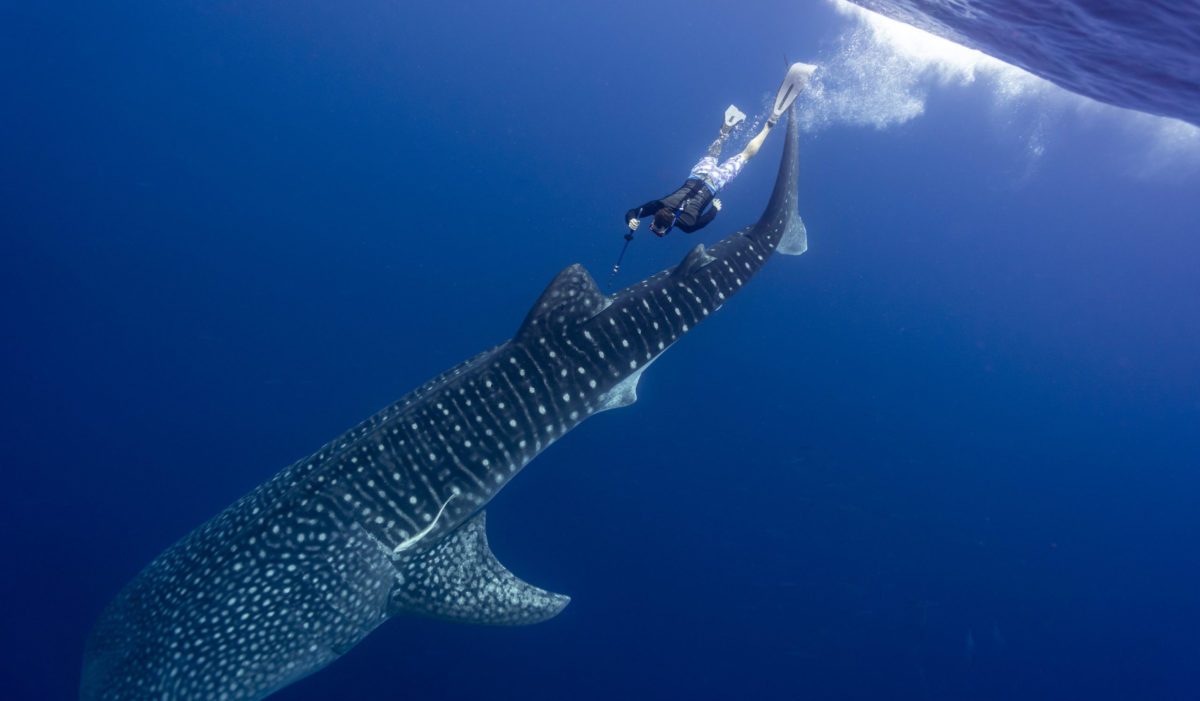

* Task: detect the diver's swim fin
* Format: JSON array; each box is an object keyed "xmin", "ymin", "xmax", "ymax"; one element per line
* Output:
[
  {"xmin": 768, "ymin": 62, "xmax": 817, "ymax": 126},
  {"xmin": 724, "ymin": 105, "xmax": 746, "ymax": 129}
]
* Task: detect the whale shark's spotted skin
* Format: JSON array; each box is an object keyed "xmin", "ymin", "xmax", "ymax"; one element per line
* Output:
[{"xmin": 80, "ymin": 110, "xmax": 807, "ymax": 700}]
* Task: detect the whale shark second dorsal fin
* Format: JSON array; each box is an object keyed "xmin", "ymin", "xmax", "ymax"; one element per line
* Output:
[
  {"xmin": 516, "ymin": 263, "xmax": 610, "ymax": 340},
  {"xmin": 388, "ymin": 511, "xmax": 570, "ymax": 626}
]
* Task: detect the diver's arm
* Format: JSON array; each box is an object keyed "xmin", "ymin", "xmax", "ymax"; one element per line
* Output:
[
  {"xmin": 694, "ymin": 206, "xmax": 718, "ymax": 229},
  {"xmin": 625, "ymin": 201, "xmax": 661, "ymax": 224}
]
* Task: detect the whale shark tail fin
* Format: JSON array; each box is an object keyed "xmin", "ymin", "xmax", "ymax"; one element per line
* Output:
[
  {"xmin": 751, "ymin": 106, "xmax": 808, "ymax": 257},
  {"xmin": 778, "ymin": 213, "xmax": 808, "ymax": 256}
]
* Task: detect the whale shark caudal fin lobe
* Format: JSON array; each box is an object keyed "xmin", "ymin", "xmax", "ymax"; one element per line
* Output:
[
  {"xmin": 516, "ymin": 263, "xmax": 610, "ymax": 340},
  {"xmin": 772, "ymin": 106, "xmax": 808, "ymax": 257},
  {"xmin": 747, "ymin": 106, "xmax": 809, "ymax": 259},
  {"xmin": 388, "ymin": 511, "xmax": 569, "ymax": 626},
  {"xmin": 778, "ymin": 214, "xmax": 807, "ymax": 256}
]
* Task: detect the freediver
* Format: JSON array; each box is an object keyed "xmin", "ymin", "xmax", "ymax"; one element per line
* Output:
[{"xmin": 623, "ymin": 62, "xmax": 816, "ymax": 238}]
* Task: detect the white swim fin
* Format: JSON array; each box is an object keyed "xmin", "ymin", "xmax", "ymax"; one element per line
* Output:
[
  {"xmin": 768, "ymin": 62, "xmax": 817, "ymax": 126},
  {"xmin": 724, "ymin": 105, "xmax": 746, "ymax": 129}
]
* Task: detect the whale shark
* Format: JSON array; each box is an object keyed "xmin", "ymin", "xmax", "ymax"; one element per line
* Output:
[{"xmin": 80, "ymin": 107, "xmax": 808, "ymax": 700}]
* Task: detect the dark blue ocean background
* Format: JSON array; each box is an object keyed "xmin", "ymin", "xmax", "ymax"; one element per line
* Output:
[{"xmin": 3, "ymin": 1, "xmax": 1199, "ymax": 699}]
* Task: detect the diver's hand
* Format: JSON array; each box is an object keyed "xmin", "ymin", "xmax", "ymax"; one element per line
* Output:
[
  {"xmin": 712, "ymin": 198, "xmax": 723, "ymax": 211},
  {"xmin": 627, "ymin": 218, "xmax": 640, "ymax": 231}
]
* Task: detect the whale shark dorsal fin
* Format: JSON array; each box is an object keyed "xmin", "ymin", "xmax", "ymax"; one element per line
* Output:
[
  {"xmin": 516, "ymin": 263, "xmax": 610, "ymax": 340},
  {"xmin": 389, "ymin": 511, "xmax": 570, "ymax": 626},
  {"xmin": 673, "ymin": 243, "xmax": 717, "ymax": 278}
]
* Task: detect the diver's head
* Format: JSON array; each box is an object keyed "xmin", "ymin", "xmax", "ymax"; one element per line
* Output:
[{"xmin": 649, "ymin": 208, "xmax": 676, "ymax": 236}]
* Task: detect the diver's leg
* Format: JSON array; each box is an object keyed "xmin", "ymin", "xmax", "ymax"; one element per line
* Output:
[
  {"xmin": 738, "ymin": 123, "xmax": 772, "ymax": 162},
  {"xmin": 706, "ymin": 123, "xmax": 732, "ymax": 158},
  {"xmin": 707, "ymin": 105, "xmax": 748, "ymax": 157}
]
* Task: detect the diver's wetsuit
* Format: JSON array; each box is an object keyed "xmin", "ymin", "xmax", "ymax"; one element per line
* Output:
[
  {"xmin": 625, "ymin": 151, "xmax": 747, "ymax": 235},
  {"xmin": 625, "ymin": 179, "xmax": 716, "ymax": 234}
]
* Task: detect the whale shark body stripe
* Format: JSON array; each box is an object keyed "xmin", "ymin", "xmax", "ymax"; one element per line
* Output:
[{"xmin": 80, "ymin": 108, "xmax": 805, "ymax": 700}]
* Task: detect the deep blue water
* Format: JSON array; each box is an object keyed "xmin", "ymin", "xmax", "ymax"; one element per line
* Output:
[{"xmin": 3, "ymin": 1, "xmax": 1200, "ymax": 699}]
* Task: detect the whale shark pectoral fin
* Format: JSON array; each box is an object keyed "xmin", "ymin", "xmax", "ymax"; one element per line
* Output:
[
  {"xmin": 593, "ymin": 363, "xmax": 652, "ymax": 412},
  {"xmin": 516, "ymin": 263, "xmax": 611, "ymax": 339},
  {"xmin": 389, "ymin": 511, "xmax": 569, "ymax": 626},
  {"xmin": 673, "ymin": 243, "xmax": 717, "ymax": 278}
]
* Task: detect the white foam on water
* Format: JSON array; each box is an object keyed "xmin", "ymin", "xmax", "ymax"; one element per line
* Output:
[
  {"xmin": 802, "ymin": 0, "xmax": 1200, "ymax": 176},
  {"xmin": 798, "ymin": 0, "xmax": 1038, "ymax": 131}
]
